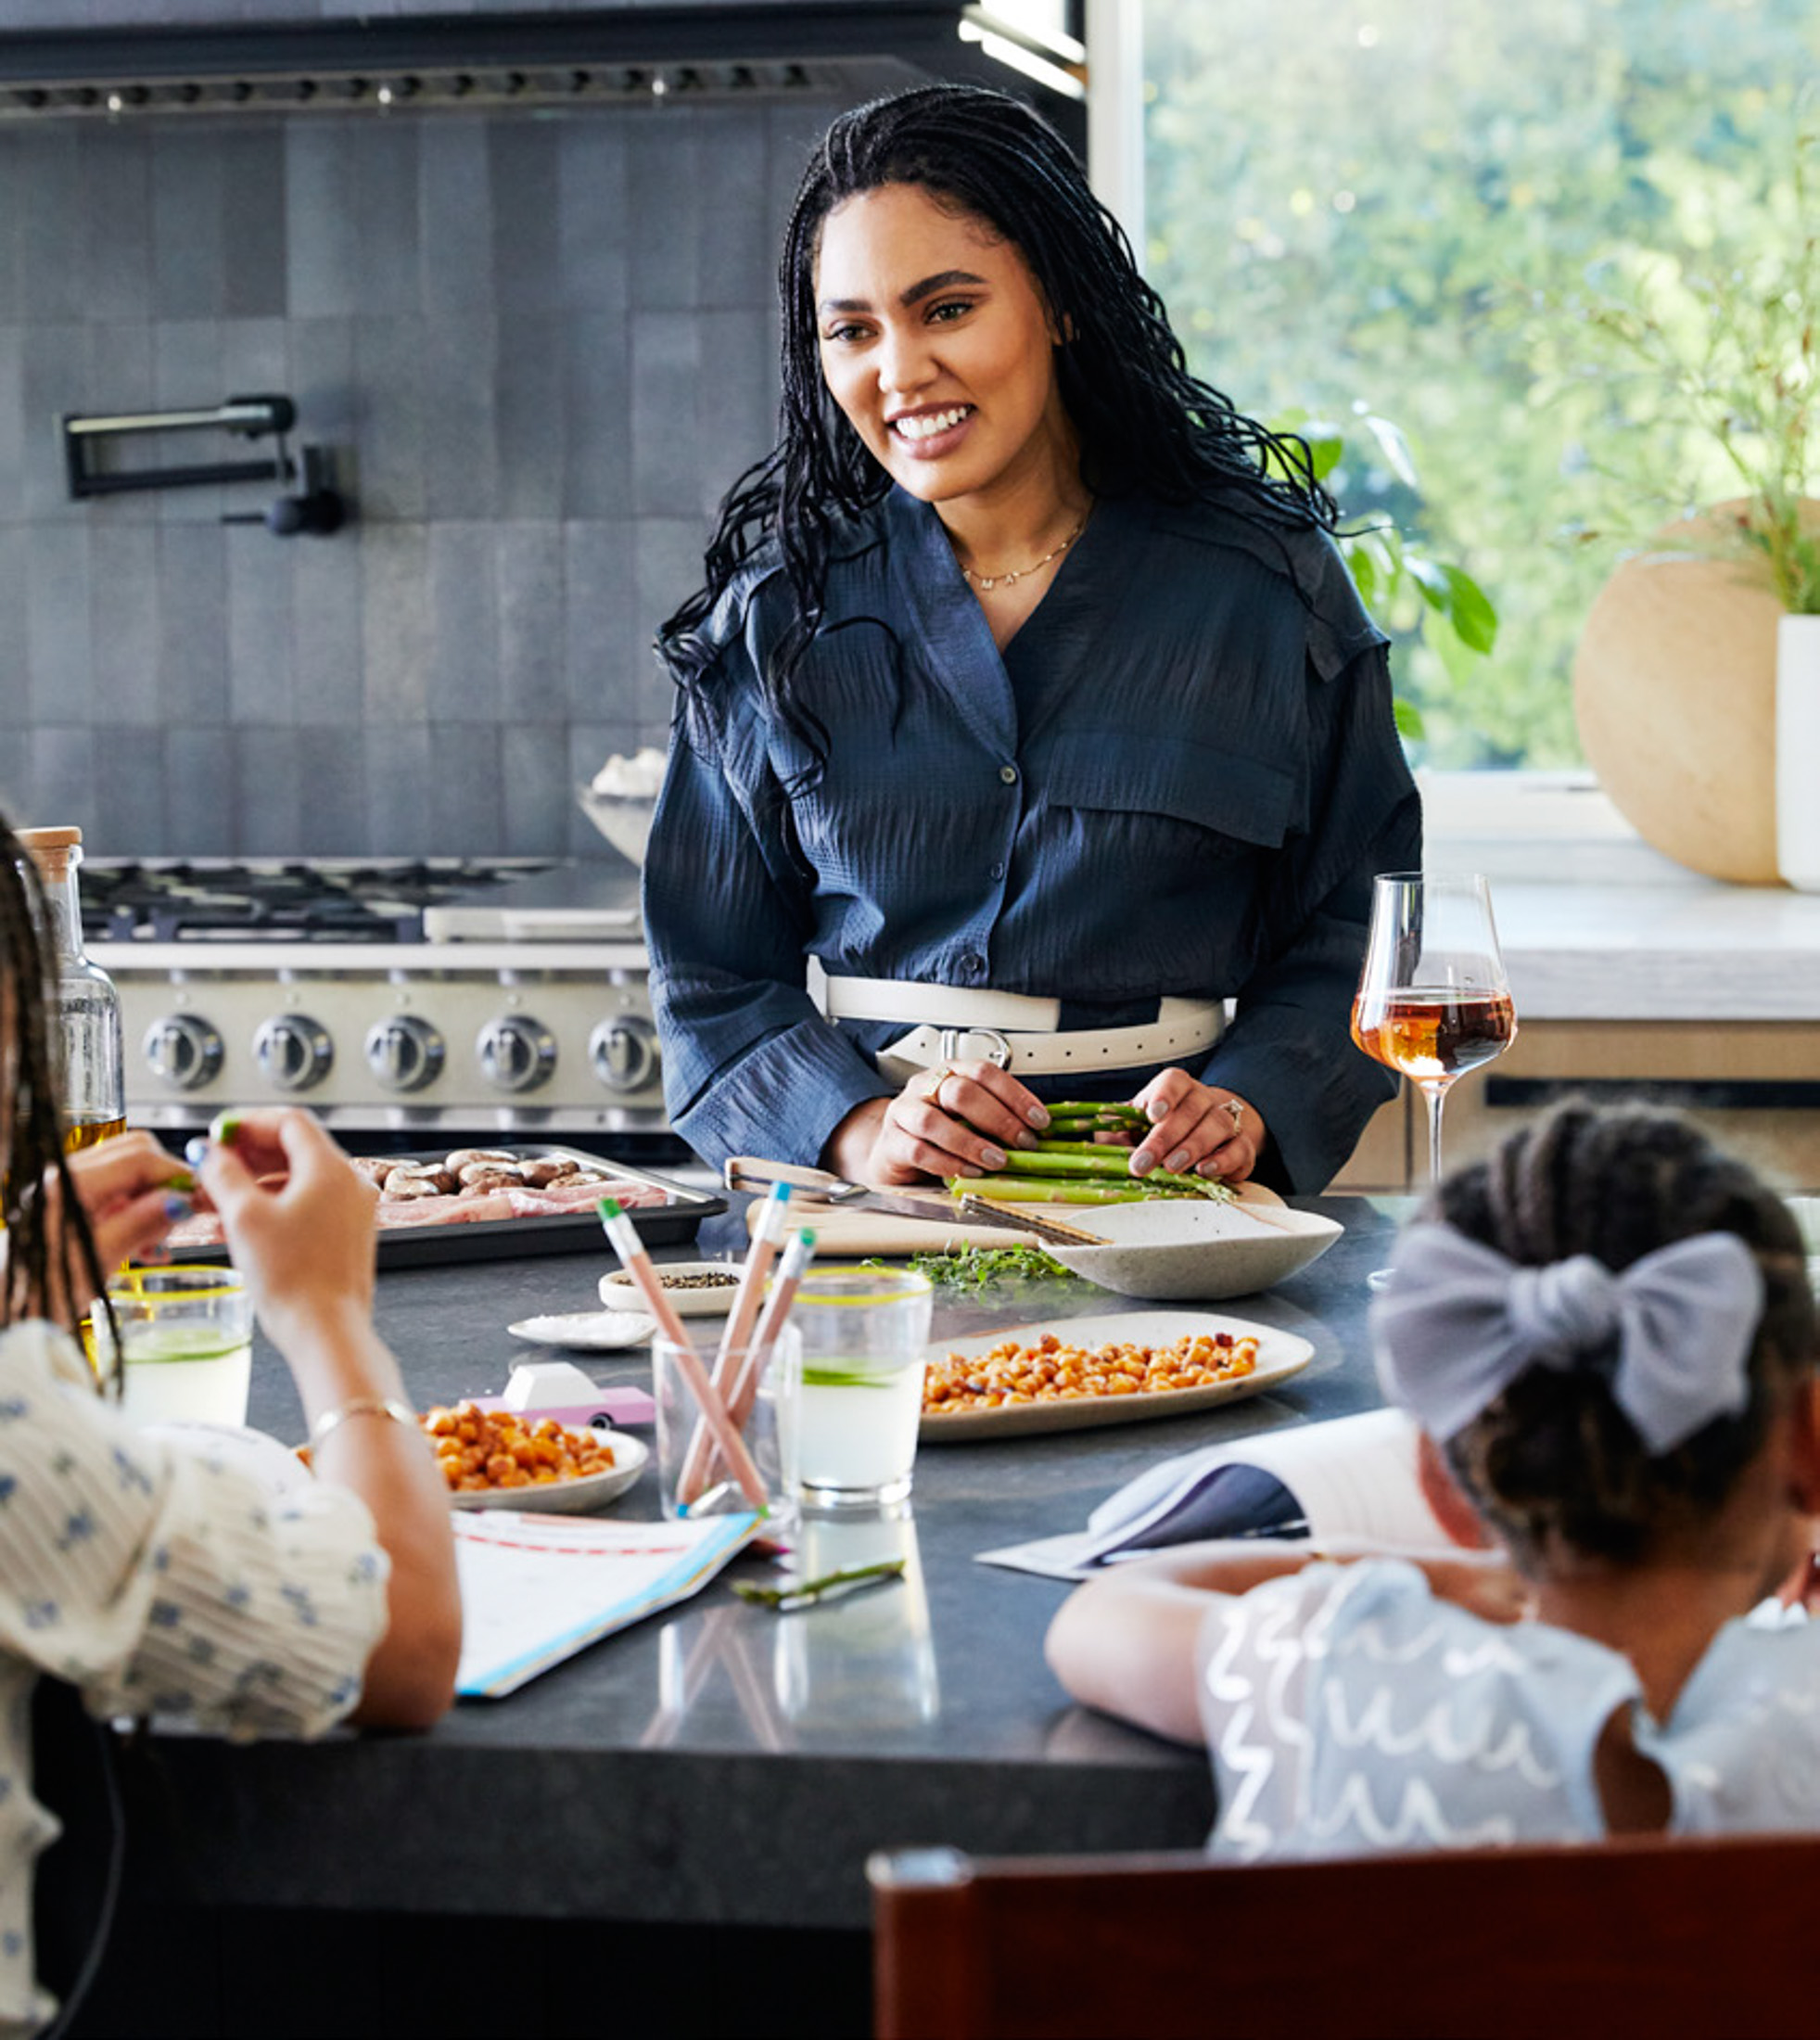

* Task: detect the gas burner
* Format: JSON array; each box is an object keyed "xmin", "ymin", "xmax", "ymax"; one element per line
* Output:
[{"xmin": 81, "ymin": 859, "xmax": 554, "ymax": 944}]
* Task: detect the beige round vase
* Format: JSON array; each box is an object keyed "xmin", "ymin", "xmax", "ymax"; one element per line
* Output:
[
  {"xmin": 1572, "ymin": 516, "xmax": 1780, "ymax": 884},
  {"xmin": 1573, "ymin": 502, "xmax": 1820, "ymax": 886}
]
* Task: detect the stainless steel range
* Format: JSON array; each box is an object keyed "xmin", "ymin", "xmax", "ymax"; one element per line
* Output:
[{"xmin": 85, "ymin": 859, "xmax": 670, "ymax": 1146}]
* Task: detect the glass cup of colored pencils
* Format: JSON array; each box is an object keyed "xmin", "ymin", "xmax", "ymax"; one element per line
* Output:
[{"xmin": 655, "ymin": 1324, "xmax": 803, "ymax": 1525}]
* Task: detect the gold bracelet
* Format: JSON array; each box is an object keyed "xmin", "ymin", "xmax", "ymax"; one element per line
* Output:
[{"xmin": 308, "ymin": 1396, "xmax": 420, "ymax": 1451}]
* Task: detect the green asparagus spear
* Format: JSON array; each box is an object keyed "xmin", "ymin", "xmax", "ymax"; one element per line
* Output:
[
  {"xmin": 1027, "ymin": 1139, "xmax": 1155, "ymax": 1157},
  {"xmin": 732, "ymin": 1559, "xmax": 908, "ymax": 1612},
  {"xmin": 998, "ymin": 1147, "xmax": 1145, "ymax": 1177},
  {"xmin": 950, "ymin": 1175, "xmax": 1234, "ymax": 1205},
  {"xmin": 994, "ymin": 1149, "xmax": 1228, "ymax": 1196},
  {"xmin": 1043, "ymin": 1101, "xmax": 1149, "ymax": 1125}
]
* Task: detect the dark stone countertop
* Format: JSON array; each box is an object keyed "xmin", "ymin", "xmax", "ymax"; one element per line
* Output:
[{"xmin": 150, "ymin": 1192, "xmax": 1404, "ymax": 1932}]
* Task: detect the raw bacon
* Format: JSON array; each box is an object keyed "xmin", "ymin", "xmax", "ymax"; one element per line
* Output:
[
  {"xmin": 503, "ymin": 1179, "xmax": 666, "ymax": 1218},
  {"xmin": 375, "ymin": 1192, "xmax": 516, "ymax": 1229}
]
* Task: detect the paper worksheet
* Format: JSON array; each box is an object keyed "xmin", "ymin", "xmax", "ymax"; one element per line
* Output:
[{"xmin": 454, "ymin": 1510, "xmax": 763, "ymax": 1698}]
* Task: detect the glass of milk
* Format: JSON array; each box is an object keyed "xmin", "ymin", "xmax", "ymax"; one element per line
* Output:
[
  {"xmin": 100, "ymin": 1267, "xmax": 255, "ymax": 1428},
  {"xmin": 788, "ymin": 1267, "xmax": 934, "ymax": 1511}
]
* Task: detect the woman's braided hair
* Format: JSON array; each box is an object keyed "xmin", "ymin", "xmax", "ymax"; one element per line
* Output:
[
  {"xmin": 656, "ymin": 81, "xmax": 1337, "ymax": 779},
  {"xmin": 0, "ymin": 813, "xmax": 115, "ymax": 1378},
  {"xmin": 1432, "ymin": 1101, "xmax": 1815, "ymax": 1570}
]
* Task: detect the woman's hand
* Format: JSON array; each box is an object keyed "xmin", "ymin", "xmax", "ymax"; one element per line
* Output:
[
  {"xmin": 1126, "ymin": 1070, "xmax": 1266, "ymax": 1185},
  {"xmin": 822, "ymin": 1062, "xmax": 1052, "ymax": 1188},
  {"xmin": 193, "ymin": 1110, "xmax": 378, "ymax": 1352}
]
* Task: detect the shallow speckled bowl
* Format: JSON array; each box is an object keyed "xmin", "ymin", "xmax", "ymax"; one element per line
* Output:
[{"xmin": 1046, "ymin": 1193, "xmax": 1343, "ymax": 1301}]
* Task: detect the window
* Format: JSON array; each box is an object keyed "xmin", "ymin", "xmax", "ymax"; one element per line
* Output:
[{"xmin": 1142, "ymin": 0, "xmax": 1817, "ymax": 767}]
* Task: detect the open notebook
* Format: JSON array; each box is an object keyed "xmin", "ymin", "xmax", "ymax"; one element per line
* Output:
[
  {"xmin": 454, "ymin": 1511, "xmax": 764, "ymax": 1698},
  {"xmin": 977, "ymin": 1408, "xmax": 1456, "ymax": 1580}
]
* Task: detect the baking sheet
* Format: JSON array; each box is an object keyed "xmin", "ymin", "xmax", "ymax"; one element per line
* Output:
[{"xmin": 165, "ymin": 1148, "xmax": 725, "ymax": 1270}]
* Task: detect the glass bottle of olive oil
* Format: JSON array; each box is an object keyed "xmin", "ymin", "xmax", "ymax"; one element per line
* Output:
[{"xmin": 16, "ymin": 827, "xmax": 125, "ymax": 1151}]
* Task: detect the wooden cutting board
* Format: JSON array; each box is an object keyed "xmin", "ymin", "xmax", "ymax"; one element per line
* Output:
[
  {"xmin": 743, "ymin": 1201, "xmax": 1049, "ymax": 1256},
  {"xmin": 741, "ymin": 1181, "xmax": 1289, "ymax": 1256}
]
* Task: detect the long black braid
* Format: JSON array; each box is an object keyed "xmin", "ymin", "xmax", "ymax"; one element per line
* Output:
[
  {"xmin": 656, "ymin": 82, "xmax": 1338, "ymax": 782},
  {"xmin": 1431, "ymin": 1101, "xmax": 1815, "ymax": 1570},
  {"xmin": 1, "ymin": 817, "xmax": 117, "ymax": 1384}
]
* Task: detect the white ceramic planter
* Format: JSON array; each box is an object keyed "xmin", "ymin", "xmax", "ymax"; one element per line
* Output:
[{"xmin": 1776, "ymin": 612, "xmax": 1820, "ymax": 890}]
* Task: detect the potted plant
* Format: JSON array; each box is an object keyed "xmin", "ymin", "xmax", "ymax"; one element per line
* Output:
[{"xmin": 1547, "ymin": 109, "xmax": 1819, "ymax": 886}]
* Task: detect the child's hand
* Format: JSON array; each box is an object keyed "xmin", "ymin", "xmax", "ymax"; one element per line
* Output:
[
  {"xmin": 59, "ymin": 1128, "xmax": 196, "ymax": 1273},
  {"xmin": 193, "ymin": 1110, "xmax": 378, "ymax": 1347}
]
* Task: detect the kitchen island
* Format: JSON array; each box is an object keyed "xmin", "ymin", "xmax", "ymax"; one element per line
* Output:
[{"xmin": 74, "ymin": 1198, "xmax": 1403, "ymax": 2040}]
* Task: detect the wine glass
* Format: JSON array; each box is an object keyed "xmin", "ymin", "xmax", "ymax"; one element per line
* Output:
[{"xmin": 1352, "ymin": 873, "xmax": 1517, "ymax": 1273}]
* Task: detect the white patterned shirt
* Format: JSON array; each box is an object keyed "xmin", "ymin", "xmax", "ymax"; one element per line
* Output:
[
  {"xmin": 0, "ymin": 1320, "xmax": 389, "ymax": 2034},
  {"xmin": 1200, "ymin": 1558, "xmax": 1820, "ymax": 1862}
]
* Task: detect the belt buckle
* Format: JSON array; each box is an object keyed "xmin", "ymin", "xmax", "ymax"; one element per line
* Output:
[{"xmin": 940, "ymin": 1026, "xmax": 1013, "ymax": 1070}]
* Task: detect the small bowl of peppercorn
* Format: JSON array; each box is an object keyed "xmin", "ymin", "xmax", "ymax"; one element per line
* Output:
[{"xmin": 599, "ymin": 1261, "xmax": 744, "ymax": 1319}]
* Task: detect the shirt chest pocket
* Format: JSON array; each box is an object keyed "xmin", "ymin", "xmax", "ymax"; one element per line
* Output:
[{"xmin": 1040, "ymin": 730, "xmax": 1299, "ymax": 857}]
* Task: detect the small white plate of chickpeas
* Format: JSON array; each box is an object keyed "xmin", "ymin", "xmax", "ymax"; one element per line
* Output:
[
  {"xmin": 420, "ymin": 1401, "xmax": 649, "ymax": 1511},
  {"xmin": 918, "ymin": 1310, "xmax": 1314, "ymax": 1440}
]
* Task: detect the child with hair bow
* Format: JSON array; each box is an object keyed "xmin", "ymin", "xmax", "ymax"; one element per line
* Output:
[{"xmin": 1045, "ymin": 1102, "xmax": 1820, "ymax": 1858}]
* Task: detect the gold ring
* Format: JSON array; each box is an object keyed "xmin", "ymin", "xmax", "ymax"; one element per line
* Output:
[
  {"xmin": 1222, "ymin": 1097, "xmax": 1245, "ymax": 1131},
  {"xmin": 916, "ymin": 1064, "xmax": 953, "ymax": 1104}
]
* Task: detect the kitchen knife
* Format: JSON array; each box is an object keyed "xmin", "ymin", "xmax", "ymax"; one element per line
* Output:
[{"xmin": 722, "ymin": 1157, "xmax": 1106, "ymax": 1244}]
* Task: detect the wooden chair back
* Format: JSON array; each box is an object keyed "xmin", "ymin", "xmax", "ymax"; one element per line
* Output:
[{"xmin": 870, "ymin": 1834, "xmax": 1820, "ymax": 2039}]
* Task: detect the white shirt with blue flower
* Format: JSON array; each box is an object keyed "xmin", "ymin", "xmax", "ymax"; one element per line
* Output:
[{"xmin": 0, "ymin": 1319, "xmax": 390, "ymax": 2034}]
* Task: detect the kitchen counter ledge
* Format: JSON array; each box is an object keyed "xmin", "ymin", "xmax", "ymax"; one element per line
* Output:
[{"xmin": 1426, "ymin": 774, "xmax": 1820, "ymax": 1022}]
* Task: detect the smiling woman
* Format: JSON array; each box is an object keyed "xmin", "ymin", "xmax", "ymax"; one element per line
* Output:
[{"xmin": 645, "ymin": 83, "xmax": 1420, "ymax": 1202}]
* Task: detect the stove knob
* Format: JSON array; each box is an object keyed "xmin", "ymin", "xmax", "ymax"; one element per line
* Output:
[
  {"xmin": 252, "ymin": 1014, "xmax": 334, "ymax": 1092},
  {"xmin": 143, "ymin": 1014, "xmax": 224, "ymax": 1092},
  {"xmin": 364, "ymin": 1015, "xmax": 446, "ymax": 1094},
  {"xmin": 477, "ymin": 1015, "xmax": 556, "ymax": 1093},
  {"xmin": 589, "ymin": 1014, "xmax": 659, "ymax": 1094}
]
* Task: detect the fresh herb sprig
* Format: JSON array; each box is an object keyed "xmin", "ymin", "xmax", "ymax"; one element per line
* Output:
[{"xmin": 865, "ymin": 1244, "xmax": 1076, "ymax": 1293}]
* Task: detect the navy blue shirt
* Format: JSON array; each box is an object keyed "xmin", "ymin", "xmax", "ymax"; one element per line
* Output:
[{"xmin": 644, "ymin": 486, "xmax": 1421, "ymax": 1192}]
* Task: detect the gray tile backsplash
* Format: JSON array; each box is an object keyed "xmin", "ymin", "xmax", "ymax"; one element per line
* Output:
[{"xmin": 0, "ymin": 98, "xmax": 842, "ymax": 854}]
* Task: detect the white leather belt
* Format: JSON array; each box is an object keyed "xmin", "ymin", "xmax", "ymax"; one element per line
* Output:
[{"xmin": 820, "ymin": 975, "xmax": 1225, "ymax": 1082}]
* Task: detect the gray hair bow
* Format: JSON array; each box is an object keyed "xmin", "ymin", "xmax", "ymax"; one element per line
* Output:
[{"xmin": 1370, "ymin": 1221, "xmax": 1763, "ymax": 1454}]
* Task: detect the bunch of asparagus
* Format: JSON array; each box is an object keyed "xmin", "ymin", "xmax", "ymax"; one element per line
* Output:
[{"xmin": 948, "ymin": 1101, "xmax": 1236, "ymax": 1207}]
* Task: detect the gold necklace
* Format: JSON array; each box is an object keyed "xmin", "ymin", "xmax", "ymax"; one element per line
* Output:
[{"xmin": 957, "ymin": 513, "xmax": 1088, "ymax": 593}]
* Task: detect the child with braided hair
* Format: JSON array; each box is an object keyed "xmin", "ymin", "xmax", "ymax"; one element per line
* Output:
[
  {"xmin": 1046, "ymin": 1102, "xmax": 1820, "ymax": 1857},
  {"xmin": 0, "ymin": 810, "xmax": 458, "ymax": 2031}
]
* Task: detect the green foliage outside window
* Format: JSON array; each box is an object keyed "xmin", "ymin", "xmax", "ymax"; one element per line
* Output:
[{"xmin": 1144, "ymin": 0, "xmax": 1820, "ymax": 768}]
